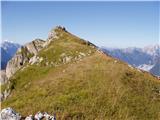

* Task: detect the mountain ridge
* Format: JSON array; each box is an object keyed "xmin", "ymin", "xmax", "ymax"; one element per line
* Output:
[
  {"xmin": 5, "ymin": 26, "xmax": 97, "ymax": 79},
  {"xmin": 1, "ymin": 26, "xmax": 160, "ymax": 120}
]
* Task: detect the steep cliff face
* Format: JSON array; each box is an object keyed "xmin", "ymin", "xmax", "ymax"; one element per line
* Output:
[{"xmin": 5, "ymin": 39, "xmax": 45, "ymax": 79}]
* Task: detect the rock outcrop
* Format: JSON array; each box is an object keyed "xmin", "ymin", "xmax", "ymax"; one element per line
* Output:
[
  {"xmin": 24, "ymin": 39, "xmax": 45, "ymax": 55},
  {"xmin": 29, "ymin": 56, "xmax": 43, "ymax": 65},
  {"xmin": 0, "ymin": 70, "xmax": 8, "ymax": 85},
  {"xmin": 5, "ymin": 26, "xmax": 90, "ymax": 79},
  {"xmin": 6, "ymin": 39, "xmax": 45, "ymax": 79},
  {"xmin": 43, "ymin": 26, "xmax": 67, "ymax": 47},
  {"xmin": 3, "ymin": 26, "xmax": 95, "ymax": 100},
  {"xmin": 2, "ymin": 26, "xmax": 70, "ymax": 101},
  {"xmin": 0, "ymin": 70, "xmax": 11, "ymax": 101},
  {"xmin": 1, "ymin": 89, "xmax": 11, "ymax": 101}
]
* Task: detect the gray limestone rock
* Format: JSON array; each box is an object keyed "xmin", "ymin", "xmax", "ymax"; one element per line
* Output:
[
  {"xmin": 0, "ymin": 107, "xmax": 21, "ymax": 120},
  {"xmin": 6, "ymin": 39, "xmax": 45, "ymax": 79},
  {"xmin": 43, "ymin": 26, "xmax": 67, "ymax": 47}
]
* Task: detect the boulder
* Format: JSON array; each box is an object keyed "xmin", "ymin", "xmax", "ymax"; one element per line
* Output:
[
  {"xmin": 0, "ymin": 89, "xmax": 11, "ymax": 102},
  {"xmin": 3, "ymin": 89, "xmax": 11, "ymax": 99},
  {"xmin": 79, "ymin": 52, "xmax": 86, "ymax": 57},
  {"xmin": 0, "ymin": 108, "xmax": 58, "ymax": 120},
  {"xmin": 62, "ymin": 56, "xmax": 72, "ymax": 64},
  {"xmin": 34, "ymin": 112, "xmax": 43, "ymax": 120},
  {"xmin": 43, "ymin": 112, "xmax": 56, "ymax": 120},
  {"xmin": 29, "ymin": 56, "xmax": 43, "ymax": 65},
  {"xmin": 0, "ymin": 107, "xmax": 21, "ymax": 120},
  {"xmin": 25, "ymin": 115, "xmax": 34, "ymax": 120},
  {"xmin": 0, "ymin": 93, "xmax": 4, "ymax": 101}
]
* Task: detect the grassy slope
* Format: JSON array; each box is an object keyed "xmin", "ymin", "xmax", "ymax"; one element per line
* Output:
[{"xmin": 2, "ymin": 29, "xmax": 160, "ymax": 120}]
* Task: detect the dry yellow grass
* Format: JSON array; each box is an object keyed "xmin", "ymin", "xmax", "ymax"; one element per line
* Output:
[{"xmin": 2, "ymin": 28, "xmax": 160, "ymax": 120}]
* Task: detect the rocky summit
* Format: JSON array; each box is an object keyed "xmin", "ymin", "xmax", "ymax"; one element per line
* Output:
[{"xmin": 1, "ymin": 26, "xmax": 160, "ymax": 120}]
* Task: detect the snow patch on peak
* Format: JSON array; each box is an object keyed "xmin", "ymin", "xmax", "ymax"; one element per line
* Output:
[
  {"xmin": 142, "ymin": 44, "xmax": 160, "ymax": 56},
  {"xmin": 4, "ymin": 39, "xmax": 14, "ymax": 43},
  {"xmin": 137, "ymin": 64, "xmax": 154, "ymax": 71}
]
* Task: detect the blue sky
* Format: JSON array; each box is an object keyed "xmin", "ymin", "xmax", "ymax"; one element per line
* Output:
[{"xmin": 1, "ymin": 1, "xmax": 159, "ymax": 48}]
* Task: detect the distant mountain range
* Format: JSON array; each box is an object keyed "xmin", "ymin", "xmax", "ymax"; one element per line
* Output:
[
  {"xmin": 101, "ymin": 45, "xmax": 160, "ymax": 76},
  {"xmin": 1, "ymin": 41, "xmax": 21, "ymax": 69}
]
